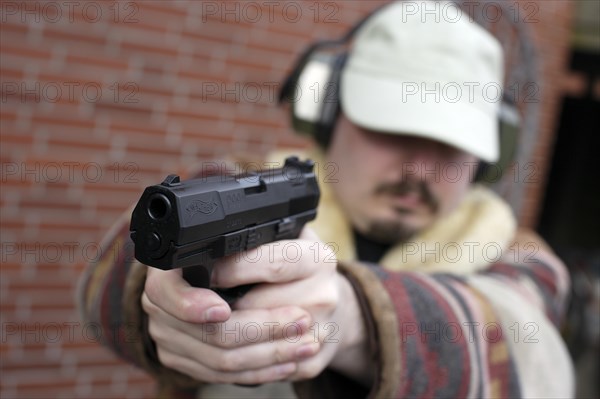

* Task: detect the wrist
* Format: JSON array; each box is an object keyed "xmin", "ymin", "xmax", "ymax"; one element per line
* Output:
[{"xmin": 328, "ymin": 272, "xmax": 374, "ymax": 386}]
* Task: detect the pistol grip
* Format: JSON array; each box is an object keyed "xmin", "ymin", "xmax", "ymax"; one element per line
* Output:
[
  {"xmin": 215, "ymin": 284, "xmax": 255, "ymax": 305},
  {"xmin": 181, "ymin": 265, "xmax": 212, "ymax": 288},
  {"xmin": 181, "ymin": 266, "xmax": 255, "ymax": 306}
]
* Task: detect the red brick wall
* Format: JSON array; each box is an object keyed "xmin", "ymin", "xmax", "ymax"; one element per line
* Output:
[
  {"xmin": 0, "ymin": 1, "xmax": 574, "ymax": 397},
  {"xmin": 518, "ymin": 0, "xmax": 575, "ymax": 228}
]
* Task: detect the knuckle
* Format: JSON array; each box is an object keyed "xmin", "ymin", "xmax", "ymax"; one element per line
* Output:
[
  {"xmin": 273, "ymin": 346, "xmax": 286, "ymax": 364},
  {"xmin": 156, "ymin": 347, "xmax": 175, "ymax": 368},
  {"xmin": 315, "ymin": 283, "xmax": 339, "ymax": 309},
  {"xmin": 295, "ymin": 364, "xmax": 320, "ymax": 380},
  {"xmin": 219, "ymin": 352, "xmax": 241, "ymax": 372},
  {"xmin": 313, "ymin": 299, "xmax": 337, "ymax": 315},
  {"xmin": 267, "ymin": 259, "xmax": 287, "ymax": 280},
  {"xmin": 147, "ymin": 321, "xmax": 163, "ymax": 343},
  {"xmin": 140, "ymin": 293, "xmax": 155, "ymax": 314},
  {"xmin": 175, "ymin": 298, "xmax": 195, "ymax": 321},
  {"xmin": 328, "ymin": 283, "xmax": 341, "ymax": 304},
  {"xmin": 272, "ymin": 307, "xmax": 292, "ymax": 325}
]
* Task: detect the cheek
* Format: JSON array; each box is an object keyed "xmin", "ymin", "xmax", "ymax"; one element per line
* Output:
[
  {"xmin": 434, "ymin": 160, "xmax": 476, "ymax": 214},
  {"xmin": 333, "ymin": 157, "xmax": 374, "ymax": 203},
  {"xmin": 441, "ymin": 181, "xmax": 470, "ymax": 213},
  {"xmin": 328, "ymin": 137, "xmax": 376, "ymax": 195}
]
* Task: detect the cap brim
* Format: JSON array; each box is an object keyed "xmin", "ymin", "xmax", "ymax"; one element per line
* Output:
[{"xmin": 341, "ymin": 70, "xmax": 499, "ymax": 163}]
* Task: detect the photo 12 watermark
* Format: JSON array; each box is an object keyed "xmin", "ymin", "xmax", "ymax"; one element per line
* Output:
[
  {"xmin": 400, "ymin": 321, "xmax": 540, "ymax": 344},
  {"xmin": 399, "ymin": 240, "xmax": 540, "ymax": 264},
  {"xmin": 382, "ymin": 1, "xmax": 539, "ymax": 24},
  {"xmin": 1, "ymin": 1, "xmax": 139, "ymax": 24},
  {"xmin": 1, "ymin": 81, "xmax": 139, "ymax": 105},
  {"xmin": 199, "ymin": 1, "xmax": 339, "ymax": 24},
  {"xmin": 1, "ymin": 161, "xmax": 139, "ymax": 184}
]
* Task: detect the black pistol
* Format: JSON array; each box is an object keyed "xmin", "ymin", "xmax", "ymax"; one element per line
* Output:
[{"xmin": 129, "ymin": 157, "xmax": 320, "ymax": 303}]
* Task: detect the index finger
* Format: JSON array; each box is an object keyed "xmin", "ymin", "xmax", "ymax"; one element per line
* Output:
[
  {"xmin": 144, "ymin": 266, "xmax": 231, "ymax": 323},
  {"xmin": 212, "ymin": 236, "xmax": 336, "ymax": 289}
]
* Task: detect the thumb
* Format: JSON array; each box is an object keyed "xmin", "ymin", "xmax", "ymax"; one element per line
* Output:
[{"xmin": 144, "ymin": 267, "xmax": 231, "ymax": 323}]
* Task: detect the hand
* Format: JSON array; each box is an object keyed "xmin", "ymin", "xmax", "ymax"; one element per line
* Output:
[
  {"xmin": 142, "ymin": 267, "xmax": 311, "ymax": 384},
  {"xmin": 141, "ymin": 228, "xmax": 372, "ymax": 385}
]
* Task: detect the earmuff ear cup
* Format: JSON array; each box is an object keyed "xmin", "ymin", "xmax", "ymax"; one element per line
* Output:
[
  {"xmin": 277, "ymin": 5, "xmax": 388, "ymax": 148},
  {"xmin": 475, "ymin": 101, "xmax": 520, "ymax": 183},
  {"xmin": 286, "ymin": 51, "xmax": 346, "ymax": 149}
]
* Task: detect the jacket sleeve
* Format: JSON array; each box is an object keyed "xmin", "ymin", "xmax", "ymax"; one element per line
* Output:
[
  {"xmin": 295, "ymin": 229, "xmax": 574, "ymax": 399},
  {"xmin": 76, "ymin": 209, "xmax": 201, "ymax": 395},
  {"xmin": 76, "ymin": 158, "xmax": 264, "ymax": 397}
]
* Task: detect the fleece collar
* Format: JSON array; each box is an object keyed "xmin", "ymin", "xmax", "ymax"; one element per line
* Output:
[{"xmin": 269, "ymin": 149, "xmax": 516, "ymax": 274}]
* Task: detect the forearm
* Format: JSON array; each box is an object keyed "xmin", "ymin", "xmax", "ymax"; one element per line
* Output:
[
  {"xmin": 77, "ymin": 213, "xmax": 140, "ymax": 361},
  {"xmin": 299, "ymin": 250, "xmax": 573, "ymax": 399},
  {"xmin": 293, "ymin": 261, "xmax": 401, "ymax": 399}
]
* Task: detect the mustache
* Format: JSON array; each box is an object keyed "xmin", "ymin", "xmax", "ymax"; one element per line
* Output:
[{"xmin": 375, "ymin": 180, "xmax": 439, "ymax": 212}]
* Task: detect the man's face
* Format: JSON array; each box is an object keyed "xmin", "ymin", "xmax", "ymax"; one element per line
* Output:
[{"xmin": 325, "ymin": 115, "xmax": 478, "ymax": 244}]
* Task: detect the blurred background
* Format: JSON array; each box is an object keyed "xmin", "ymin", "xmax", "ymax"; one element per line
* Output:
[{"xmin": 1, "ymin": 1, "xmax": 598, "ymax": 398}]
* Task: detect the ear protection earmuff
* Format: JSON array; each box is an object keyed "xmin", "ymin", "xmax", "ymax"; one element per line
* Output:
[
  {"xmin": 278, "ymin": 2, "xmax": 521, "ymax": 184},
  {"xmin": 277, "ymin": 5, "xmax": 384, "ymax": 148},
  {"xmin": 476, "ymin": 97, "xmax": 521, "ymax": 183},
  {"xmin": 278, "ymin": 50, "xmax": 346, "ymax": 149}
]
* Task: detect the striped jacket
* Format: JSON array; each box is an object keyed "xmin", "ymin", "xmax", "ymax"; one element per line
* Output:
[{"xmin": 78, "ymin": 155, "xmax": 574, "ymax": 398}]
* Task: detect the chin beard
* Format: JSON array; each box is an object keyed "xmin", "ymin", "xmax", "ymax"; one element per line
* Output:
[
  {"xmin": 363, "ymin": 179, "xmax": 439, "ymax": 244},
  {"xmin": 362, "ymin": 219, "xmax": 420, "ymax": 244}
]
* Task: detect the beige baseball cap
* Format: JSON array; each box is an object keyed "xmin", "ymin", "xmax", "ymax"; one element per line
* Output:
[{"xmin": 341, "ymin": 1, "xmax": 504, "ymax": 162}]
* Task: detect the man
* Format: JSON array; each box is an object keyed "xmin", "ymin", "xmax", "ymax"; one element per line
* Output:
[{"xmin": 79, "ymin": 2, "xmax": 574, "ymax": 398}]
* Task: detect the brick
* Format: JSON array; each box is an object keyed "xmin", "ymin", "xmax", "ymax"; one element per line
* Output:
[
  {"xmin": 0, "ymin": 41, "xmax": 52, "ymax": 62},
  {"xmin": 1, "ymin": 309, "xmax": 78, "ymax": 325},
  {"xmin": 42, "ymin": 23, "xmax": 107, "ymax": 47},
  {"xmin": 0, "ymin": 0, "xmax": 576, "ymax": 394}
]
